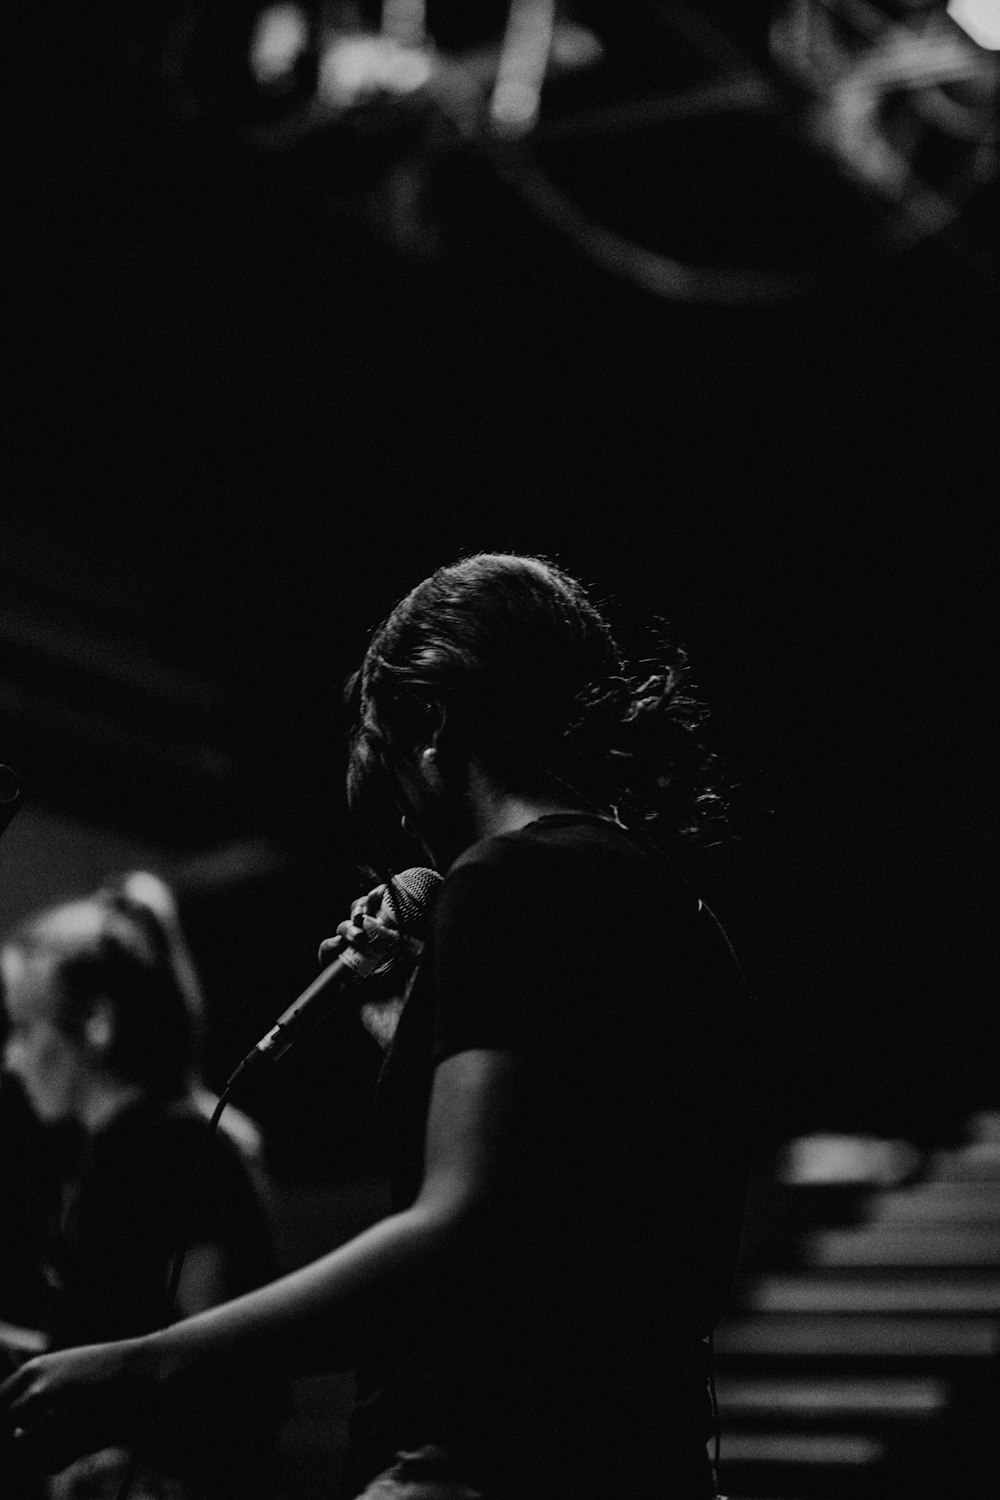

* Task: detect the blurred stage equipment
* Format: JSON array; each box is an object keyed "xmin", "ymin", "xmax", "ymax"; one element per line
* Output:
[
  {"xmin": 89, "ymin": 4, "xmax": 1000, "ymax": 301},
  {"xmin": 152, "ymin": 1, "xmax": 1000, "ymax": 303},
  {"xmin": 769, "ymin": 1, "xmax": 999, "ymax": 264}
]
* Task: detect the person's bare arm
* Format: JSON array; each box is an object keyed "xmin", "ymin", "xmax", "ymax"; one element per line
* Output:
[{"xmin": 0, "ymin": 1049, "xmax": 544, "ymax": 1473}]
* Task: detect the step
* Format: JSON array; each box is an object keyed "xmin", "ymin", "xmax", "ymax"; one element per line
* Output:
[
  {"xmin": 738, "ymin": 1274, "xmax": 1000, "ymax": 1315},
  {"xmin": 870, "ymin": 1183, "xmax": 1000, "ymax": 1224},
  {"xmin": 717, "ymin": 1430, "xmax": 887, "ymax": 1498},
  {"xmin": 713, "ymin": 1315, "xmax": 999, "ymax": 1362},
  {"xmin": 927, "ymin": 1144, "xmax": 1000, "ymax": 1182},
  {"xmin": 801, "ymin": 1226, "xmax": 1000, "ymax": 1268},
  {"xmin": 720, "ymin": 1432, "xmax": 886, "ymax": 1465},
  {"xmin": 715, "ymin": 1373, "xmax": 950, "ymax": 1425},
  {"xmin": 774, "ymin": 1135, "xmax": 922, "ymax": 1187}
]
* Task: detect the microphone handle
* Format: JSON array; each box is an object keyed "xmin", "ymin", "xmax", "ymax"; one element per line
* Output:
[
  {"xmin": 253, "ymin": 957, "xmax": 356, "ymax": 1064},
  {"xmin": 259, "ymin": 940, "xmax": 383, "ymax": 1063},
  {"xmin": 232, "ymin": 937, "xmax": 390, "ymax": 1086}
]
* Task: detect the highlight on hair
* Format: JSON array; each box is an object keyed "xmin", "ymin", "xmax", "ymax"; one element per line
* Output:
[
  {"xmin": 1, "ymin": 872, "xmax": 205, "ymax": 1099},
  {"xmin": 346, "ymin": 552, "xmax": 725, "ymax": 860}
]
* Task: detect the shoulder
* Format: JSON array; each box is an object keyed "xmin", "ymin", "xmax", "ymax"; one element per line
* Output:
[
  {"xmin": 92, "ymin": 1098, "xmax": 206, "ymax": 1177},
  {"xmin": 428, "ymin": 818, "xmax": 696, "ymax": 977},
  {"xmin": 435, "ymin": 822, "xmax": 594, "ymax": 934},
  {"xmin": 157, "ymin": 1097, "xmax": 267, "ymax": 1195},
  {"xmin": 442, "ymin": 816, "xmax": 689, "ymax": 916},
  {"xmin": 77, "ymin": 1101, "xmax": 203, "ymax": 1227},
  {"xmin": 94, "ymin": 1097, "xmax": 253, "ymax": 1186},
  {"xmin": 447, "ymin": 815, "xmax": 649, "ymax": 880}
]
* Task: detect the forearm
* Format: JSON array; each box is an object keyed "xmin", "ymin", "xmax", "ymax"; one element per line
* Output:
[
  {"xmin": 149, "ymin": 1201, "xmax": 456, "ymax": 1385},
  {"xmin": 0, "ymin": 1051, "xmax": 543, "ymax": 1481}
]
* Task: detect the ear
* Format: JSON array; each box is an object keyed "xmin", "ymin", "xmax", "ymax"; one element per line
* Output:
[
  {"xmin": 420, "ymin": 701, "xmax": 448, "ymax": 763},
  {"xmin": 83, "ymin": 999, "xmax": 115, "ymax": 1058}
]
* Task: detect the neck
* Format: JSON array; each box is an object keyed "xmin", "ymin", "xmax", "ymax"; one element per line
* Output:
[
  {"xmin": 415, "ymin": 760, "xmax": 593, "ymax": 869},
  {"xmin": 466, "ymin": 765, "xmax": 584, "ymax": 843}
]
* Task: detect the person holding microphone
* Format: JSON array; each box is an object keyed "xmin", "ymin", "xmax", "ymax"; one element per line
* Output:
[{"xmin": 2, "ymin": 553, "xmax": 757, "ymax": 1500}]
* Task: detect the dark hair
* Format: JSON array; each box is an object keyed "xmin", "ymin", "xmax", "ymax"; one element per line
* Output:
[
  {"xmin": 2, "ymin": 872, "xmax": 205, "ymax": 1098},
  {"xmin": 347, "ymin": 553, "xmax": 723, "ymax": 859}
]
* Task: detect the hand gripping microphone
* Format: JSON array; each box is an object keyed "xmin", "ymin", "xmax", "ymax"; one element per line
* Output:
[{"xmin": 232, "ymin": 867, "xmax": 442, "ymax": 1080}]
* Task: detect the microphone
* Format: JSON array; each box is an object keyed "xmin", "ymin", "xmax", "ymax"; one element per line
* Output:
[{"xmin": 235, "ymin": 867, "xmax": 442, "ymax": 1074}]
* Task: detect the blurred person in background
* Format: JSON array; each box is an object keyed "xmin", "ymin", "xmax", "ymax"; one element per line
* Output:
[
  {"xmin": 0, "ymin": 871, "xmax": 281, "ymax": 1500},
  {"xmin": 0, "ymin": 554, "xmax": 759, "ymax": 1499}
]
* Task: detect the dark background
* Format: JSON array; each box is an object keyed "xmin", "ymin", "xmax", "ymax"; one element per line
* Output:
[{"xmin": 2, "ymin": 1, "xmax": 998, "ymax": 1172}]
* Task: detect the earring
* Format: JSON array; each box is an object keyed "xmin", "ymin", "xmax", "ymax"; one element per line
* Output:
[{"xmin": 422, "ymin": 746, "xmax": 436, "ymax": 763}]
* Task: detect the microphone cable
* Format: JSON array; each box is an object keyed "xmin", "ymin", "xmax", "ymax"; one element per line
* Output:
[
  {"xmin": 113, "ymin": 1083, "xmax": 236, "ymax": 1500},
  {"xmin": 114, "ymin": 867, "xmax": 431, "ymax": 1500}
]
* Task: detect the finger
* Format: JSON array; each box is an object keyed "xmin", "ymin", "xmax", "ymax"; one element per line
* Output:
[
  {"xmin": 327, "ymin": 918, "xmax": 375, "ymax": 956},
  {"xmin": 340, "ymin": 923, "xmax": 392, "ymax": 967},
  {"xmin": 1, "ymin": 1384, "xmax": 44, "ymax": 1443},
  {"xmin": 0, "ymin": 1362, "xmax": 35, "ymax": 1426},
  {"xmin": 358, "ymin": 919, "xmax": 424, "ymax": 965},
  {"xmin": 351, "ymin": 886, "xmax": 386, "ymax": 921},
  {"xmin": 323, "ymin": 912, "xmax": 404, "ymax": 973},
  {"xmin": 317, "ymin": 934, "xmax": 345, "ymax": 967},
  {"xmin": 317, "ymin": 882, "xmax": 388, "ymax": 964},
  {"xmin": 358, "ymin": 916, "xmax": 398, "ymax": 949}
]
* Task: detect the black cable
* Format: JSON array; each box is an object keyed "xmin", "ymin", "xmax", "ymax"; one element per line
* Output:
[
  {"xmin": 708, "ymin": 1328, "xmax": 721, "ymax": 1481},
  {"xmin": 111, "ymin": 881, "xmax": 419, "ymax": 1500},
  {"xmin": 113, "ymin": 1084, "xmax": 236, "ymax": 1500}
]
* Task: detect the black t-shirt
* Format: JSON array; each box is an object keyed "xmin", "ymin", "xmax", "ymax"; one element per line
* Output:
[
  {"xmin": 347, "ymin": 814, "xmax": 757, "ymax": 1498},
  {"xmin": 42, "ymin": 1095, "xmax": 282, "ymax": 1495},
  {"xmin": 44, "ymin": 1096, "xmax": 276, "ymax": 1349}
]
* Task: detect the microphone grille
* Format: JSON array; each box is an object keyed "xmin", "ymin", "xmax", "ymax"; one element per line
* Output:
[{"xmin": 383, "ymin": 866, "xmax": 443, "ymax": 933}]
